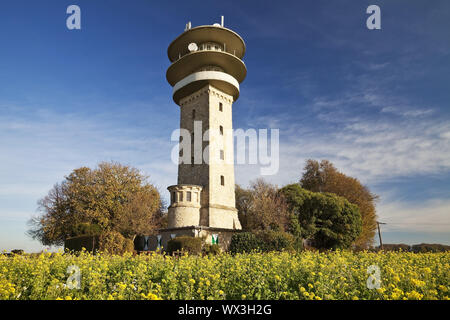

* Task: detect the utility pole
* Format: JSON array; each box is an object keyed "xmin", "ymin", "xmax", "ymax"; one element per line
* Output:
[{"xmin": 377, "ymin": 221, "xmax": 386, "ymax": 250}]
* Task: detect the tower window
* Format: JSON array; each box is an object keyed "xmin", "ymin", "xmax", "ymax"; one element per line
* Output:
[
  {"xmin": 192, "ymin": 109, "xmax": 196, "ymax": 119},
  {"xmin": 219, "ymin": 125, "xmax": 223, "ymax": 135},
  {"xmin": 171, "ymin": 192, "xmax": 176, "ymax": 203},
  {"xmin": 219, "ymin": 102, "xmax": 223, "ymax": 112},
  {"xmin": 187, "ymin": 191, "xmax": 192, "ymax": 202},
  {"xmin": 191, "ymin": 156, "xmax": 194, "ymax": 166},
  {"xmin": 220, "ymin": 175, "xmax": 225, "ymax": 186},
  {"xmin": 220, "ymin": 150, "xmax": 224, "ymax": 160},
  {"xmin": 178, "ymin": 191, "xmax": 183, "ymax": 202}
]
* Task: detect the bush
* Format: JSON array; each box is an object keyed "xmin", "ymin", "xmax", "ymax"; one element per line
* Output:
[
  {"xmin": 257, "ymin": 230, "xmax": 296, "ymax": 252},
  {"xmin": 203, "ymin": 244, "xmax": 221, "ymax": 256},
  {"xmin": 10, "ymin": 249, "xmax": 24, "ymax": 255},
  {"xmin": 377, "ymin": 244, "xmax": 411, "ymax": 252},
  {"xmin": 98, "ymin": 231, "xmax": 134, "ymax": 255},
  {"xmin": 65, "ymin": 235, "xmax": 99, "ymax": 253},
  {"xmin": 411, "ymin": 243, "xmax": 450, "ymax": 253},
  {"xmin": 229, "ymin": 232, "xmax": 263, "ymax": 254},
  {"xmin": 167, "ymin": 236, "xmax": 202, "ymax": 255},
  {"xmin": 229, "ymin": 231, "xmax": 295, "ymax": 254}
]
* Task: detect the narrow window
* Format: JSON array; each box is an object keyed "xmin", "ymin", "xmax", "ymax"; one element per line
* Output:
[
  {"xmin": 178, "ymin": 191, "xmax": 183, "ymax": 202},
  {"xmin": 191, "ymin": 156, "xmax": 194, "ymax": 166},
  {"xmin": 219, "ymin": 102, "xmax": 223, "ymax": 112},
  {"xmin": 192, "ymin": 109, "xmax": 196, "ymax": 119},
  {"xmin": 220, "ymin": 175, "xmax": 225, "ymax": 186},
  {"xmin": 219, "ymin": 125, "xmax": 223, "ymax": 135},
  {"xmin": 207, "ymin": 44, "xmax": 211, "ymax": 50},
  {"xmin": 187, "ymin": 191, "xmax": 192, "ymax": 202},
  {"xmin": 220, "ymin": 150, "xmax": 224, "ymax": 160},
  {"xmin": 171, "ymin": 192, "xmax": 176, "ymax": 203}
]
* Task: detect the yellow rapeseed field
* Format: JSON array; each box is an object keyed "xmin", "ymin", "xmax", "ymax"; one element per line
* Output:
[{"xmin": 0, "ymin": 250, "xmax": 448, "ymax": 300}]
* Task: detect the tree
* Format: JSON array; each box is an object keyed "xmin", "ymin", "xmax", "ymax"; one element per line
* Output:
[
  {"xmin": 281, "ymin": 184, "xmax": 362, "ymax": 249},
  {"xmin": 27, "ymin": 162, "xmax": 164, "ymax": 246},
  {"xmin": 235, "ymin": 179, "xmax": 290, "ymax": 232},
  {"xmin": 300, "ymin": 159, "xmax": 378, "ymax": 248}
]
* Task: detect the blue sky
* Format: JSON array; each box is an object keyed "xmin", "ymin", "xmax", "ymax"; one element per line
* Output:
[{"xmin": 0, "ymin": 0, "xmax": 449, "ymax": 251}]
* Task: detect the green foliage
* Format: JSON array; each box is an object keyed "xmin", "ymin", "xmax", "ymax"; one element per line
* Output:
[
  {"xmin": 229, "ymin": 232, "xmax": 263, "ymax": 254},
  {"xmin": 257, "ymin": 230, "xmax": 296, "ymax": 252},
  {"xmin": 167, "ymin": 236, "xmax": 202, "ymax": 256},
  {"xmin": 300, "ymin": 159, "xmax": 378, "ymax": 248},
  {"xmin": 203, "ymin": 244, "xmax": 221, "ymax": 256},
  {"xmin": 98, "ymin": 231, "xmax": 134, "ymax": 255},
  {"xmin": 229, "ymin": 231, "xmax": 296, "ymax": 254},
  {"xmin": 281, "ymin": 184, "xmax": 362, "ymax": 250}
]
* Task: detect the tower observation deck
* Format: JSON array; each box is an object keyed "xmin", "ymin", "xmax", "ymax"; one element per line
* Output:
[{"xmin": 166, "ymin": 21, "xmax": 247, "ymax": 104}]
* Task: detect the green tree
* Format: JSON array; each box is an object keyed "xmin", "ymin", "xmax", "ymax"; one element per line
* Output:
[
  {"xmin": 281, "ymin": 184, "xmax": 362, "ymax": 249},
  {"xmin": 300, "ymin": 159, "xmax": 378, "ymax": 248},
  {"xmin": 27, "ymin": 162, "xmax": 164, "ymax": 246}
]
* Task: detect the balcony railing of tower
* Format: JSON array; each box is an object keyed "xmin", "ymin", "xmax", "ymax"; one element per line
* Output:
[{"xmin": 175, "ymin": 42, "xmax": 239, "ymax": 61}]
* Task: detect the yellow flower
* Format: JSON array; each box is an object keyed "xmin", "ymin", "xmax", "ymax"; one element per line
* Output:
[{"xmin": 407, "ymin": 291, "xmax": 423, "ymax": 300}]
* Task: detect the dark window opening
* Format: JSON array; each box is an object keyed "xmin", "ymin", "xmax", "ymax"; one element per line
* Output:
[
  {"xmin": 219, "ymin": 102, "xmax": 223, "ymax": 112},
  {"xmin": 220, "ymin": 175, "xmax": 225, "ymax": 186}
]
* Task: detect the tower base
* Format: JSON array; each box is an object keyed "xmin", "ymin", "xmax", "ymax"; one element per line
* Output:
[{"xmin": 137, "ymin": 226, "xmax": 241, "ymax": 252}]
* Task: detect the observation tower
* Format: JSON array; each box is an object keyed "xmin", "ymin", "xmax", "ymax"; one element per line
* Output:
[{"xmin": 158, "ymin": 17, "xmax": 247, "ymax": 249}]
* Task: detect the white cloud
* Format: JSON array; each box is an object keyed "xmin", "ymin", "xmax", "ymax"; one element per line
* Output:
[{"xmin": 377, "ymin": 199, "xmax": 450, "ymax": 233}]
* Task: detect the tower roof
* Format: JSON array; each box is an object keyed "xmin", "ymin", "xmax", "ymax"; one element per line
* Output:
[{"xmin": 167, "ymin": 25, "xmax": 246, "ymax": 63}]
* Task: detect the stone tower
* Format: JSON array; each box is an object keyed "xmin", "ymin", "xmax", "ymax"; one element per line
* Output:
[{"xmin": 157, "ymin": 18, "xmax": 246, "ymax": 249}]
